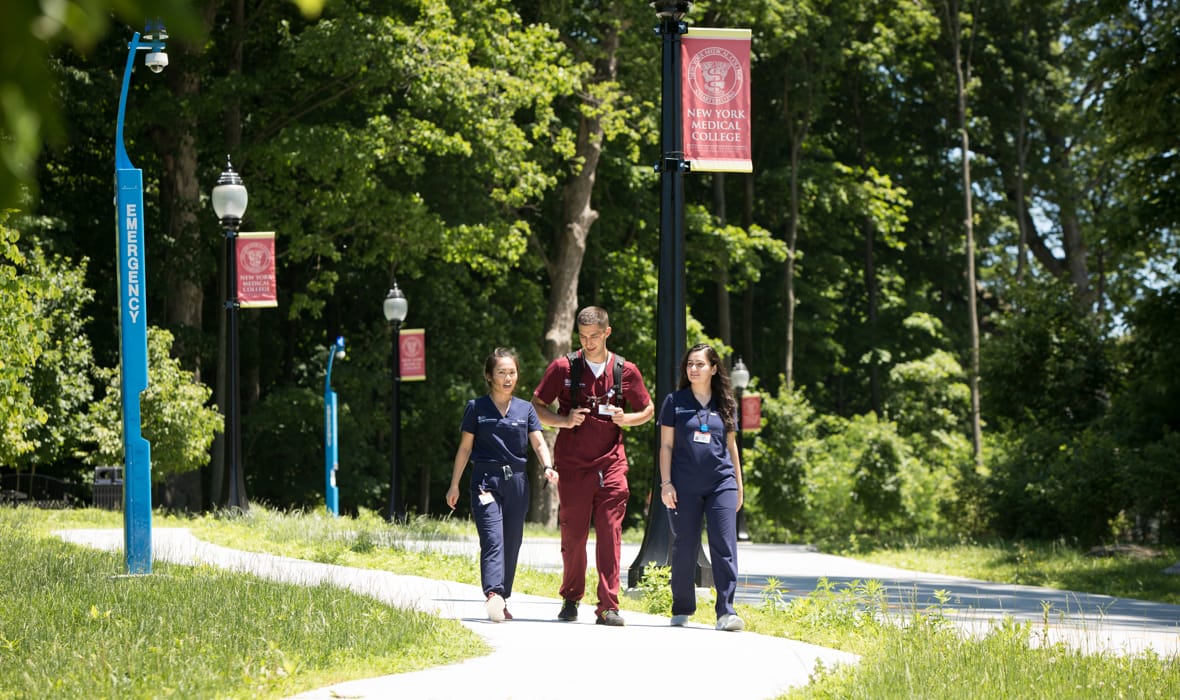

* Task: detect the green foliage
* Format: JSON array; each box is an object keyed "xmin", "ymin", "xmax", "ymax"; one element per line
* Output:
[
  {"xmin": 84, "ymin": 327, "xmax": 221, "ymax": 481},
  {"xmin": 13, "ymin": 243, "xmax": 96, "ymax": 470},
  {"xmin": 0, "ymin": 218, "xmax": 50, "ymax": 462},
  {"xmin": 747, "ymin": 382, "xmax": 814, "ymax": 536},
  {"xmin": 635, "ymin": 562, "xmax": 673, "ymax": 615}
]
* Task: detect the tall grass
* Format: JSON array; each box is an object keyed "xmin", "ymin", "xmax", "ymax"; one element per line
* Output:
[{"xmin": 0, "ymin": 508, "xmax": 486, "ymax": 699}]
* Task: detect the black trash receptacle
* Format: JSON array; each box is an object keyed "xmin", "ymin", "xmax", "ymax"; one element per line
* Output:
[{"xmin": 93, "ymin": 467, "xmax": 123, "ymax": 510}]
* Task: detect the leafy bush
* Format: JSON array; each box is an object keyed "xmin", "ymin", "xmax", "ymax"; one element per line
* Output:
[{"xmin": 84, "ymin": 327, "xmax": 222, "ymax": 481}]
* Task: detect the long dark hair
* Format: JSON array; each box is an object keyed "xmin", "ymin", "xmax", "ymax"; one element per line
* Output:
[{"xmin": 677, "ymin": 343, "xmax": 737, "ymax": 433}]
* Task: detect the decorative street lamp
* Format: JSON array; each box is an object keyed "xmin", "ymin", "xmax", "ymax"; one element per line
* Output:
[
  {"xmin": 383, "ymin": 282, "xmax": 408, "ymax": 522},
  {"xmin": 211, "ymin": 156, "xmax": 249, "ymax": 511},
  {"xmin": 629, "ymin": 0, "xmax": 696, "ymax": 589},
  {"xmin": 113, "ymin": 17, "xmax": 169, "ymax": 575},
  {"xmin": 730, "ymin": 356, "xmax": 751, "ymax": 541},
  {"xmin": 324, "ymin": 336, "xmax": 345, "ymax": 517}
]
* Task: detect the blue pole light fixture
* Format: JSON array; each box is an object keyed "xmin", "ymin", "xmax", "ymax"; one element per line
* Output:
[
  {"xmin": 324, "ymin": 336, "xmax": 346, "ymax": 517},
  {"xmin": 212, "ymin": 156, "xmax": 249, "ymax": 511},
  {"xmin": 113, "ymin": 18, "xmax": 169, "ymax": 575},
  {"xmin": 383, "ymin": 283, "xmax": 408, "ymax": 522}
]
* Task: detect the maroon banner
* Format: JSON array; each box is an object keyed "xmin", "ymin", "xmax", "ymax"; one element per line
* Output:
[
  {"xmin": 399, "ymin": 328, "xmax": 426, "ymax": 381},
  {"xmin": 740, "ymin": 393, "xmax": 762, "ymax": 432},
  {"xmin": 681, "ymin": 28, "xmax": 753, "ymax": 172},
  {"xmin": 237, "ymin": 232, "xmax": 277, "ymax": 308}
]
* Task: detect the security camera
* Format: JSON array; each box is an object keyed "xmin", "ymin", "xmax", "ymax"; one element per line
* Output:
[{"xmin": 144, "ymin": 51, "xmax": 168, "ymax": 73}]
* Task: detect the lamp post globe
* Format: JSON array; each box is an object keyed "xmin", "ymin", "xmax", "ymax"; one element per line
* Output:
[
  {"xmin": 383, "ymin": 283, "xmax": 408, "ymax": 324},
  {"xmin": 212, "ymin": 156, "xmax": 248, "ymax": 229},
  {"xmin": 730, "ymin": 357, "xmax": 750, "ymax": 392},
  {"xmin": 213, "ymin": 156, "xmax": 248, "ymax": 511},
  {"xmin": 384, "ymin": 283, "xmax": 408, "ymax": 522}
]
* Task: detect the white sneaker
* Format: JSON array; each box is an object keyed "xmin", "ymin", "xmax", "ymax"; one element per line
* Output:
[
  {"xmin": 486, "ymin": 592, "xmax": 506, "ymax": 622},
  {"xmin": 715, "ymin": 614, "xmax": 744, "ymax": 631},
  {"xmin": 670, "ymin": 614, "xmax": 690, "ymax": 627}
]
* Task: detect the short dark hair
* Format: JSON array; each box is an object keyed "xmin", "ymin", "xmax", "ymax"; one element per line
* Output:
[{"xmin": 576, "ymin": 306, "xmax": 609, "ymax": 328}]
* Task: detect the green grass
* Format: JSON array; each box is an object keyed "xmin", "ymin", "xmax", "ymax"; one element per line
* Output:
[
  {"xmin": 850, "ymin": 538, "xmax": 1180, "ymax": 605},
  {"xmin": 752, "ymin": 577, "xmax": 1180, "ymax": 699},
  {"xmin": 0, "ymin": 507, "xmax": 487, "ymax": 699},
  {"xmin": 12, "ymin": 507, "xmax": 1180, "ymax": 699}
]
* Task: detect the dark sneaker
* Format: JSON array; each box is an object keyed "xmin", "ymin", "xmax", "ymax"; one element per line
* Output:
[
  {"xmin": 558, "ymin": 599, "xmax": 578, "ymax": 622},
  {"xmin": 596, "ymin": 609, "xmax": 625, "ymax": 627}
]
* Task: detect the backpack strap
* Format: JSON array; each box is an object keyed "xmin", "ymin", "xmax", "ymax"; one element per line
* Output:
[
  {"xmin": 610, "ymin": 353, "xmax": 626, "ymax": 408},
  {"xmin": 566, "ymin": 351, "xmax": 583, "ymax": 409},
  {"xmin": 567, "ymin": 351, "xmax": 627, "ymax": 409}
]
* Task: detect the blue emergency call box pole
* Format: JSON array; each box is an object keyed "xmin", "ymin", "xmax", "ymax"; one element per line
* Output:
[
  {"xmin": 324, "ymin": 336, "xmax": 345, "ymax": 516},
  {"xmin": 113, "ymin": 20, "xmax": 168, "ymax": 574}
]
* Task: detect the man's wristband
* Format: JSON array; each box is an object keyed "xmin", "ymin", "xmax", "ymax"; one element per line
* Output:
[{"xmin": 543, "ymin": 465, "xmax": 554, "ymax": 472}]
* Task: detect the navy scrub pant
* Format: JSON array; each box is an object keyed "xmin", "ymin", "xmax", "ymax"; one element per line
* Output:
[
  {"xmin": 668, "ymin": 482, "xmax": 740, "ymax": 619},
  {"xmin": 470, "ymin": 464, "xmax": 530, "ymax": 598}
]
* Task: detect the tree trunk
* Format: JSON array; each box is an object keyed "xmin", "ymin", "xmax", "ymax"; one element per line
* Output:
[
  {"xmin": 156, "ymin": 3, "xmax": 217, "ymax": 511},
  {"xmin": 531, "ymin": 23, "xmax": 619, "ymax": 527},
  {"xmin": 944, "ymin": 0, "xmax": 984, "ymax": 468}
]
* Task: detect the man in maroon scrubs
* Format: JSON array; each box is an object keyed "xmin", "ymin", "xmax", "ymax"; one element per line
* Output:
[{"xmin": 532, "ymin": 306, "xmax": 653, "ymax": 626}]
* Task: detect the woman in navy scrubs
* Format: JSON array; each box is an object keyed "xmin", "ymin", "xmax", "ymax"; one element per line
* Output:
[
  {"xmin": 447, "ymin": 348, "xmax": 557, "ymax": 622},
  {"xmin": 657, "ymin": 343, "xmax": 745, "ymax": 631}
]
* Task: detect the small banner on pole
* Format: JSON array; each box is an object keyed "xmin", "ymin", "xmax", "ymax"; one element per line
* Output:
[
  {"xmin": 399, "ymin": 328, "xmax": 426, "ymax": 381},
  {"xmin": 237, "ymin": 232, "xmax": 277, "ymax": 308},
  {"xmin": 681, "ymin": 27, "xmax": 753, "ymax": 173},
  {"xmin": 740, "ymin": 393, "xmax": 762, "ymax": 432}
]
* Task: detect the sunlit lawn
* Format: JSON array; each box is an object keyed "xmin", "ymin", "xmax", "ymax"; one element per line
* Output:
[{"xmin": 10, "ymin": 506, "xmax": 1180, "ymax": 699}]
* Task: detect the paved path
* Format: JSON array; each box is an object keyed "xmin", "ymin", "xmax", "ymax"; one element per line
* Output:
[
  {"xmin": 56, "ymin": 529, "xmax": 856, "ymax": 700},
  {"xmin": 407, "ymin": 536, "xmax": 1180, "ymax": 656},
  {"xmin": 56, "ymin": 529, "xmax": 1180, "ymax": 699}
]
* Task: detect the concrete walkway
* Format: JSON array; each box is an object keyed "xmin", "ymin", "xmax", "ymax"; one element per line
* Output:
[
  {"xmin": 56, "ymin": 529, "xmax": 856, "ymax": 700},
  {"xmin": 55, "ymin": 529, "xmax": 1180, "ymax": 699}
]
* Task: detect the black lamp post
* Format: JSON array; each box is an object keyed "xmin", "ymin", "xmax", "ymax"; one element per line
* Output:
[
  {"xmin": 730, "ymin": 356, "xmax": 751, "ymax": 541},
  {"xmin": 211, "ymin": 156, "xmax": 248, "ymax": 511},
  {"xmin": 383, "ymin": 282, "xmax": 408, "ymax": 522},
  {"xmin": 629, "ymin": 0, "xmax": 696, "ymax": 589}
]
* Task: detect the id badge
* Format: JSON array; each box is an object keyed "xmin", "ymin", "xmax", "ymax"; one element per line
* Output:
[
  {"xmin": 598, "ymin": 404, "xmax": 615, "ymax": 416},
  {"xmin": 478, "ymin": 491, "xmax": 494, "ymax": 505},
  {"xmin": 693, "ymin": 430, "xmax": 711, "ymax": 444}
]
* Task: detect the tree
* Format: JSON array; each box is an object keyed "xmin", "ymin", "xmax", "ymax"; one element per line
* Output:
[{"xmin": 0, "ymin": 218, "xmax": 49, "ymax": 463}]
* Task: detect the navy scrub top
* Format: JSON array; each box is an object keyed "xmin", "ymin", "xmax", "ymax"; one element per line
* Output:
[
  {"xmin": 658, "ymin": 389, "xmax": 737, "ymax": 491},
  {"xmin": 461, "ymin": 395, "xmax": 542, "ymax": 467}
]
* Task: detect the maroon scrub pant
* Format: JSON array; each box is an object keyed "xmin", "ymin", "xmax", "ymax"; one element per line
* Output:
[{"xmin": 556, "ymin": 462, "xmax": 629, "ymax": 615}]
